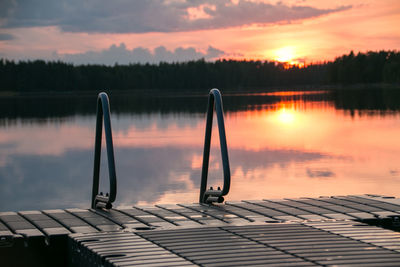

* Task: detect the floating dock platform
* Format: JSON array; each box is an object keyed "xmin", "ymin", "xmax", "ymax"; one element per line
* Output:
[{"xmin": 2, "ymin": 194, "xmax": 400, "ymax": 266}]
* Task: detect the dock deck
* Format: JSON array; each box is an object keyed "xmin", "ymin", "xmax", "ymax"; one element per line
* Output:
[{"xmin": 2, "ymin": 194, "xmax": 400, "ymax": 266}]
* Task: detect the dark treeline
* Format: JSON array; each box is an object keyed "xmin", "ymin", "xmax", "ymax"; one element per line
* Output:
[
  {"xmin": 329, "ymin": 51, "xmax": 400, "ymax": 84},
  {"xmin": 0, "ymin": 50, "xmax": 399, "ymax": 92}
]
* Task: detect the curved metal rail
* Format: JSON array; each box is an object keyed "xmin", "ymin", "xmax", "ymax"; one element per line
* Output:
[
  {"xmin": 199, "ymin": 88, "xmax": 231, "ymax": 204},
  {"xmin": 91, "ymin": 92, "xmax": 117, "ymax": 209}
]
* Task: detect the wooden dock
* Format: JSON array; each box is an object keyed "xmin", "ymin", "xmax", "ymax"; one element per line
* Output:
[{"xmin": 2, "ymin": 194, "xmax": 400, "ymax": 266}]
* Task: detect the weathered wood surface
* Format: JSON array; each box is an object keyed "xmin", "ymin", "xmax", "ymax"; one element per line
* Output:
[
  {"xmin": 71, "ymin": 221, "xmax": 400, "ymax": 266},
  {"xmin": 1, "ymin": 194, "xmax": 400, "ymax": 266}
]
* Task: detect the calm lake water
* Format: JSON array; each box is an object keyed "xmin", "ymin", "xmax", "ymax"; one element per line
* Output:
[{"xmin": 1, "ymin": 88, "xmax": 400, "ymax": 211}]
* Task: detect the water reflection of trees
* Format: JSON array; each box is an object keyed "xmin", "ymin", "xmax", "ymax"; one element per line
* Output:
[
  {"xmin": 332, "ymin": 88, "xmax": 400, "ymax": 117},
  {"xmin": 0, "ymin": 91, "xmax": 326, "ymax": 121},
  {"xmin": 1, "ymin": 89, "xmax": 400, "ymax": 124}
]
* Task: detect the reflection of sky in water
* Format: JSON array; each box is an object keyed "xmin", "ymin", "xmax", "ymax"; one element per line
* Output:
[{"xmin": 1, "ymin": 94, "xmax": 400, "ymax": 211}]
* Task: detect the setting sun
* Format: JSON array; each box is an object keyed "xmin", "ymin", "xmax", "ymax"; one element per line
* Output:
[{"xmin": 274, "ymin": 46, "xmax": 296, "ymax": 63}]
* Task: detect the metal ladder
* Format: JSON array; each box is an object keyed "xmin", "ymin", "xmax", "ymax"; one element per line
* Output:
[
  {"xmin": 199, "ymin": 89, "xmax": 231, "ymax": 204},
  {"xmin": 91, "ymin": 92, "xmax": 117, "ymax": 209},
  {"xmin": 90, "ymin": 89, "xmax": 231, "ymax": 209}
]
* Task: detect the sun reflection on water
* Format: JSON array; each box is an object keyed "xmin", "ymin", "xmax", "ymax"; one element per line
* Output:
[{"xmin": 276, "ymin": 108, "xmax": 295, "ymax": 125}]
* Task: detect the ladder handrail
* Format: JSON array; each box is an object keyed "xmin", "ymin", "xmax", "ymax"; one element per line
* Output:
[
  {"xmin": 199, "ymin": 88, "xmax": 231, "ymax": 204},
  {"xmin": 91, "ymin": 92, "xmax": 117, "ymax": 209}
]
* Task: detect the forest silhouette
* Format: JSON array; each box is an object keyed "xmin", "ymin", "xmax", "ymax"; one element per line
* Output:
[{"xmin": 0, "ymin": 50, "xmax": 399, "ymax": 92}]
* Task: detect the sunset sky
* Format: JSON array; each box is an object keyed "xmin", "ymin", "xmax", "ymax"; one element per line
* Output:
[{"xmin": 0, "ymin": 0, "xmax": 399, "ymax": 65}]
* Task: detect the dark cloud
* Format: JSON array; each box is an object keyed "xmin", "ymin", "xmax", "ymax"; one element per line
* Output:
[
  {"xmin": 0, "ymin": 33, "xmax": 15, "ymax": 40},
  {"xmin": 0, "ymin": 0, "xmax": 351, "ymax": 33},
  {"xmin": 306, "ymin": 168, "xmax": 335, "ymax": 178},
  {"xmin": 60, "ymin": 43, "xmax": 225, "ymax": 65}
]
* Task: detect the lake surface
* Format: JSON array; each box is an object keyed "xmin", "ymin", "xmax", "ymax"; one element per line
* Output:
[{"xmin": 1, "ymin": 88, "xmax": 400, "ymax": 211}]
